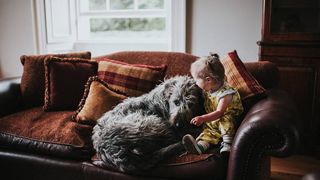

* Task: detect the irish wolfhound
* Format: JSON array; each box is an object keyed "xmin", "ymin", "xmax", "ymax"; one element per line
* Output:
[{"xmin": 92, "ymin": 76, "xmax": 203, "ymax": 172}]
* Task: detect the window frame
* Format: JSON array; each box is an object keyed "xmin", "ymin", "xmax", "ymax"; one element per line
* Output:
[{"xmin": 35, "ymin": 0, "xmax": 186, "ymax": 54}]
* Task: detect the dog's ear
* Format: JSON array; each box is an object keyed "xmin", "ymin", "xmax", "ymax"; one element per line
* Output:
[
  {"xmin": 162, "ymin": 78, "xmax": 177, "ymax": 99},
  {"xmin": 163, "ymin": 83, "xmax": 173, "ymax": 99}
]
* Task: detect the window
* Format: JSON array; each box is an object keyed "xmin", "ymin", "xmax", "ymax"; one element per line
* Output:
[
  {"xmin": 78, "ymin": 0, "xmax": 167, "ymax": 42},
  {"xmin": 37, "ymin": 0, "xmax": 185, "ymax": 55}
]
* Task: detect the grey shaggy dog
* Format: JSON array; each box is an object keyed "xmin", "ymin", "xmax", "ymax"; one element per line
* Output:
[{"xmin": 92, "ymin": 76, "xmax": 203, "ymax": 172}]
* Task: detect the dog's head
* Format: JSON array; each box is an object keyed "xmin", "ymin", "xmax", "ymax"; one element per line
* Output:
[{"xmin": 163, "ymin": 76, "xmax": 203, "ymax": 128}]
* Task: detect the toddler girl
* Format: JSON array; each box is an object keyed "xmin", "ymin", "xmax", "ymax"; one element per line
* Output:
[{"xmin": 182, "ymin": 53, "xmax": 243, "ymax": 154}]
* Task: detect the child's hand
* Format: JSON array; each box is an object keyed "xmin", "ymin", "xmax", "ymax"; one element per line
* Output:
[{"xmin": 190, "ymin": 116, "xmax": 204, "ymax": 126}]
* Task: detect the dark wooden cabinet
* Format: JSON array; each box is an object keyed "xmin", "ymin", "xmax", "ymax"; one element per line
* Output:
[{"xmin": 258, "ymin": 0, "xmax": 320, "ymax": 156}]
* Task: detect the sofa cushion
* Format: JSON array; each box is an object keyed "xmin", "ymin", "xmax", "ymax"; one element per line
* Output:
[
  {"xmin": 73, "ymin": 76, "xmax": 127, "ymax": 125},
  {"xmin": 20, "ymin": 51, "xmax": 91, "ymax": 107},
  {"xmin": 0, "ymin": 107, "xmax": 94, "ymax": 159},
  {"xmin": 96, "ymin": 57, "xmax": 167, "ymax": 97},
  {"xmin": 222, "ymin": 50, "xmax": 266, "ymax": 108},
  {"xmin": 44, "ymin": 57, "xmax": 98, "ymax": 111},
  {"xmin": 91, "ymin": 150, "xmax": 226, "ymax": 179}
]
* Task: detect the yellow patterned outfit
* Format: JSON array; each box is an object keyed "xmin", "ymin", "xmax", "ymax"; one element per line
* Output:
[{"xmin": 196, "ymin": 83, "xmax": 244, "ymax": 145}]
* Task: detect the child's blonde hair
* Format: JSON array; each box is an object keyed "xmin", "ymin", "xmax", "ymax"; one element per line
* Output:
[{"xmin": 190, "ymin": 53, "xmax": 225, "ymax": 83}]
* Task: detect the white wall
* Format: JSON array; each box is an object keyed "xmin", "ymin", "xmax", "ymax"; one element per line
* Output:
[
  {"xmin": 0, "ymin": 0, "xmax": 37, "ymax": 78},
  {"xmin": 187, "ymin": 0, "xmax": 262, "ymax": 61},
  {"xmin": 0, "ymin": 0, "xmax": 262, "ymax": 78}
]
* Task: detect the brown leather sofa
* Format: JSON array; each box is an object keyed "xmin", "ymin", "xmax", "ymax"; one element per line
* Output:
[{"xmin": 0, "ymin": 51, "xmax": 299, "ymax": 180}]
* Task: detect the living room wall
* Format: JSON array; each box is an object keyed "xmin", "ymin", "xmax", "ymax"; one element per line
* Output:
[
  {"xmin": 0, "ymin": 0, "xmax": 262, "ymax": 79},
  {"xmin": 0, "ymin": 0, "xmax": 37, "ymax": 79},
  {"xmin": 186, "ymin": 0, "xmax": 262, "ymax": 61}
]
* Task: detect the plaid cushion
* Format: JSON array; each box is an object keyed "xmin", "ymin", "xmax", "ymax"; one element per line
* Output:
[
  {"xmin": 96, "ymin": 58, "xmax": 167, "ymax": 97},
  {"xmin": 222, "ymin": 50, "xmax": 266, "ymax": 106}
]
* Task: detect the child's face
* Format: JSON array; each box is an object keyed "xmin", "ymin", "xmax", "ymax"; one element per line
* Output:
[{"xmin": 192, "ymin": 75, "xmax": 216, "ymax": 92}]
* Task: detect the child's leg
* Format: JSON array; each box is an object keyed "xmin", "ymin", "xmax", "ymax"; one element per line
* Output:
[
  {"xmin": 182, "ymin": 134, "xmax": 210, "ymax": 155},
  {"xmin": 198, "ymin": 140, "xmax": 210, "ymax": 152},
  {"xmin": 218, "ymin": 117, "xmax": 235, "ymax": 153},
  {"xmin": 220, "ymin": 134, "xmax": 233, "ymax": 153}
]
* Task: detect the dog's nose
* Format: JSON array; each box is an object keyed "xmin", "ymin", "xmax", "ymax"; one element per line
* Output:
[
  {"xmin": 175, "ymin": 121, "xmax": 184, "ymax": 128},
  {"xmin": 175, "ymin": 122, "xmax": 180, "ymax": 128}
]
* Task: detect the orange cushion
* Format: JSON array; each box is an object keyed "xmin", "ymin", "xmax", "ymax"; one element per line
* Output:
[
  {"xmin": 222, "ymin": 50, "xmax": 266, "ymax": 106},
  {"xmin": 96, "ymin": 58, "xmax": 167, "ymax": 97},
  {"xmin": 73, "ymin": 76, "xmax": 127, "ymax": 125}
]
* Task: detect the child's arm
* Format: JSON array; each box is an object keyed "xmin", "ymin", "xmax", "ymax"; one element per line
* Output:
[{"xmin": 191, "ymin": 94, "xmax": 233, "ymax": 126}]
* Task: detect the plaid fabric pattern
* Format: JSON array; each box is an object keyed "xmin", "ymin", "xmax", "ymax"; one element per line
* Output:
[
  {"xmin": 222, "ymin": 50, "xmax": 266, "ymax": 101},
  {"xmin": 97, "ymin": 58, "xmax": 167, "ymax": 97}
]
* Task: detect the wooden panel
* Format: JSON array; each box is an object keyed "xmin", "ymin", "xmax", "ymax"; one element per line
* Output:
[
  {"xmin": 260, "ymin": 0, "xmax": 320, "ymax": 155},
  {"xmin": 258, "ymin": 42, "xmax": 320, "ymax": 59},
  {"xmin": 259, "ymin": 54, "xmax": 320, "ymax": 155},
  {"xmin": 315, "ymin": 63, "xmax": 320, "ymax": 157},
  {"xmin": 261, "ymin": 0, "xmax": 320, "ymax": 42},
  {"xmin": 259, "ymin": 51, "xmax": 320, "ymax": 154},
  {"xmin": 277, "ymin": 65, "xmax": 316, "ymax": 154}
]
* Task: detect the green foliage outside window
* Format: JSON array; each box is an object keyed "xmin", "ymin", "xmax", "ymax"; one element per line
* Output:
[{"xmin": 90, "ymin": 18, "xmax": 165, "ymax": 32}]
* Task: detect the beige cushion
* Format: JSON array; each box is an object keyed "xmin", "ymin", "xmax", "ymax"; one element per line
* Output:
[{"xmin": 73, "ymin": 76, "xmax": 127, "ymax": 125}]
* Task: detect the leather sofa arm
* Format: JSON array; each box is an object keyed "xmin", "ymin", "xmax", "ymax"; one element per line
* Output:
[
  {"xmin": 227, "ymin": 89, "xmax": 300, "ymax": 180},
  {"xmin": 0, "ymin": 77, "xmax": 23, "ymax": 118}
]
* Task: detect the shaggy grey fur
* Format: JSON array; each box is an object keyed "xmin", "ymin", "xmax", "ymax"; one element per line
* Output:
[{"xmin": 92, "ymin": 76, "xmax": 202, "ymax": 172}]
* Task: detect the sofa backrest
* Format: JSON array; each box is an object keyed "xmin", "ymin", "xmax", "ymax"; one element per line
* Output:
[
  {"xmin": 95, "ymin": 51, "xmax": 279, "ymax": 89},
  {"xmin": 244, "ymin": 61, "xmax": 279, "ymax": 89},
  {"xmin": 96, "ymin": 51, "xmax": 198, "ymax": 78}
]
